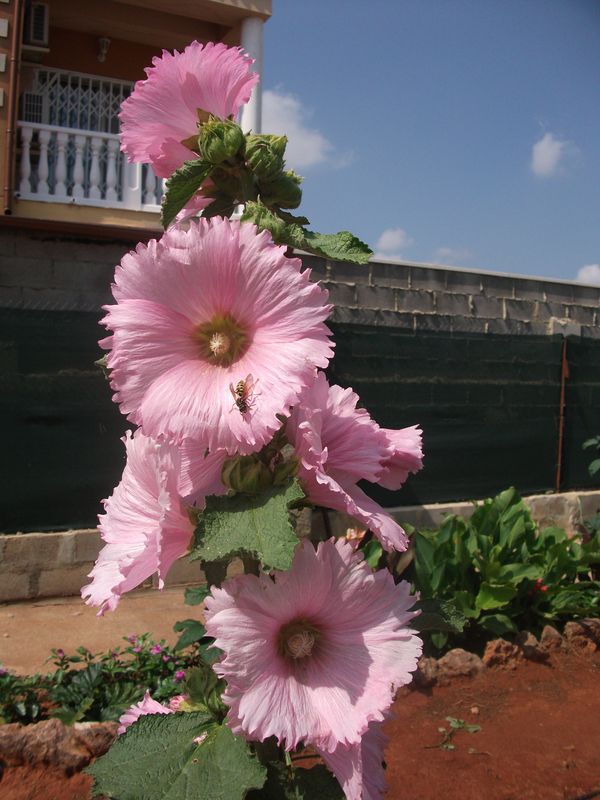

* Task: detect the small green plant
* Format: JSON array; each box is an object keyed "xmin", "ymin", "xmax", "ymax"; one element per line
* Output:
[
  {"xmin": 0, "ymin": 631, "xmax": 208, "ymax": 725},
  {"xmin": 426, "ymin": 717, "xmax": 481, "ymax": 751},
  {"xmin": 404, "ymin": 487, "xmax": 600, "ymax": 654},
  {"xmin": 583, "ymin": 435, "xmax": 600, "ymax": 479}
]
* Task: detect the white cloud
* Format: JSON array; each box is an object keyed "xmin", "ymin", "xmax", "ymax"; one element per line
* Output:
[
  {"xmin": 576, "ymin": 264, "xmax": 600, "ymax": 285},
  {"xmin": 434, "ymin": 246, "xmax": 473, "ymax": 266},
  {"xmin": 372, "ymin": 227, "xmax": 413, "ymax": 259},
  {"xmin": 262, "ymin": 89, "xmax": 335, "ymax": 170},
  {"xmin": 530, "ymin": 132, "xmax": 573, "ymax": 178}
]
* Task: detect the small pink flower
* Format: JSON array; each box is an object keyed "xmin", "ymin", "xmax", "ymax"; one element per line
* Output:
[
  {"xmin": 317, "ymin": 721, "xmax": 388, "ymax": 800},
  {"xmin": 118, "ymin": 691, "xmax": 173, "ymax": 735},
  {"xmin": 174, "ymin": 670, "xmax": 186, "ymax": 683},
  {"xmin": 81, "ymin": 430, "xmax": 194, "ymax": 614},
  {"xmin": 287, "ymin": 373, "xmax": 423, "ymax": 552},
  {"xmin": 168, "ymin": 694, "xmax": 187, "ymax": 711},
  {"xmin": 102, "ymin": 218, "xmax": 333, "ymax": 454},
  {"xmin": 205, "ymin": 538, "xmax": 421, "ymax": 752},
  {"xmin": 150, "ymin": 644, "xmax": 163, "ymax": 655},
  {"xmin": 120, "ymin": 42, "xmax": 258, "ymax": 178}
]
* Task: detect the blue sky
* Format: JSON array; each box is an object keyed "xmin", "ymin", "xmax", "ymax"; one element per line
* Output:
[{"xmin": 262, "ymin": 0, "xmax": 600, "ymax": 282}]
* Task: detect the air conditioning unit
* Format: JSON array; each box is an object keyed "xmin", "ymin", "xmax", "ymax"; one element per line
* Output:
[{"xmin": 23, "ymin": 3, "xmax": 49, "ymax": 49}]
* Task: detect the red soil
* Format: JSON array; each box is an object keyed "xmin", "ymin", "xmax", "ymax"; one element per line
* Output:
[
  {"xmin": 385, "ymin": 650, "xmax": 600, "ymax": 800},
  {"xmin": 1, "ymin": 650, "xmax": 599, "ymax": 800}
]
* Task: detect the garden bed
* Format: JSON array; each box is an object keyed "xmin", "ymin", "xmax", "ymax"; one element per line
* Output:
[{"xmin": 1, "ymin": 623, "xmax": 598, "ymax": 800}]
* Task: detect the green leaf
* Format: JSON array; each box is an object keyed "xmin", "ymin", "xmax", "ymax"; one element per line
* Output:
[
  {"xmin": 496, "ymin": 562, "xmax": 543, "ymax": 584},
  {"xmin": 241, "ymin": 201, "xmax": 372, "ymax": 264},
  {"xmin": 475, "ymin": 582, "xmax": 517, "ymax": 611},
  {"xmin": 478, "ymin": 613, "xmax": 518, "ymax": 636},
  {"xmin": 301, "ymin": 230, "xmax": 372, "ymax": 264},
  {"xmin": 184, "ymin": 665, "xmax": 226, "ymax": 719},
  {"xmin": 173, "ymin": 619, "xmax": 206, "ymax": 651},
  {"xmin": 362, "ymin": 539, "xmax": 384, "ymax": 568},
  {"xmin": 589, "ymin": 458, "xmax": 600, "ymax": 477},
  {"xmin": 191, "ymin": 479, "xmax": 304, "ymax": 571},
  {"xmin": 161, "ymin": 160, "xmax": 212, "ymax": 228},
  {"xmin": 184, "ymin": 586, "xmax": 211, "ymax": 606},
  {"xmin": 410, "ymin": 598, "xmax": 468, "ymax": 633},
  {"xmin": 88, "ymin": 712, "xmax": 266, "ymax": 800}
]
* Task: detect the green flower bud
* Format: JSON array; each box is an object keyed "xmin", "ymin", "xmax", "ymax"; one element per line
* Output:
[
  {"xmin": 260, "ymin": 170, "xmax": 303, "ymax": 209},
  {"xmin": 221, "ymin": 455, "xmax": 273, "ymax": 495},
  {"xmin": 198, "ymin": 118, "xmax": 245, "ymax": 166},
  {"xmin": 245, "ymin": 134, "xmax": 287, "ymax": 181}
]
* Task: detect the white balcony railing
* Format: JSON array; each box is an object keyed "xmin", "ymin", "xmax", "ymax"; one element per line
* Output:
[{"xmin": 17, "ymin": 121, "xmax": 164, "ymax": 212}]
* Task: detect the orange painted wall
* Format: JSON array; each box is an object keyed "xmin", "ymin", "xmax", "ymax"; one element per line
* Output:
[{"xmin": 40, "ymin": 27, "xmax": 160, "ymax": 82}]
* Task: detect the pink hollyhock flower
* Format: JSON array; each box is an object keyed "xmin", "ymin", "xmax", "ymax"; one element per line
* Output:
[
  {"xmin": 286, "ymin": 373, "xmax": 423, "ymax": 552},
  {"xmin": 204, "ymin": 538, "xmax": 421, "ymax": 752},
  {"xmin": 118, "ymin": 691, "xmax": 173, "ymax": 735},
  {"xmin": 102, "ymin": 218, "xmax": 333, "ymax": 454},
  {"xmin": 317, "ymin": 722, "xmax": 388, "ymax": 800},
  {"xmin": 120, "ymin": 42, "xmax": 258, "ymax": 178},
  {"xmin": 81, "ymin": 430, "xmax": 194, "ymax": 615}
]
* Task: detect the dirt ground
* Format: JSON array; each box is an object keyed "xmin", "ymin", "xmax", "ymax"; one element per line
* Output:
[
  {"xmin": 1, "ymin": 649, "xmax": 599, "ymax": 800},
  {"xmin": 385, "ymin": 649, "xmax": 600, "ymax": 800}
]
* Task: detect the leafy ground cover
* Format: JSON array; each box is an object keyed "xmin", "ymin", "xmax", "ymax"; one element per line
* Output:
[
  {"xmin": 359, "ymin": 487, "xmax": 600, "ymax": 655},
  {"xmin": 0, "ymin": 632, "xmax": 206, "ymax": 726}
]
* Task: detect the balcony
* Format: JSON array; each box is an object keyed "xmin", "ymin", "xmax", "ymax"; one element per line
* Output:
[{"xmin": 16, "ymin": 67, "xmax": 163, "ymax": 215}]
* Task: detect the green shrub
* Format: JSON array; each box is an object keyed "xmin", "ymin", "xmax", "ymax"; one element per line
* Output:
[
  {"xmin": 403, "ymin": 487, "xmax": 600, "ymax": 654},
  {"xmin": 0, "ymin": 632, "xmax": 206, "ymax": 725}
]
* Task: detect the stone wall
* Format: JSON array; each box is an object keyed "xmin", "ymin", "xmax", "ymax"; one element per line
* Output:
[{"xmin": 1, "ymin": 489, "xmax": 598, "ymax": 603}]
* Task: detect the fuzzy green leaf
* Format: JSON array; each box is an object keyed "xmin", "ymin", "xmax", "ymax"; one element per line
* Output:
[
  {"xmin": 184, "ymin": 586, "xmax": 211, "ymax": 606},
  {"xmin": 173, "ymin": 619, "xmax": 206, "ymax": 651},
  {"xmin": 161, "ymin": 160, "xmax": 212, "ymax": 228},
  {"xmin": 410, "ymin": 598, "xmax": 468, "ymax": 633},
  {"xmin": 191, "ymin": 479, "xmax": 305, "ymax": 571},
  {"xmin": 241, "ymin": 201, "xmax": 372, "ymax": 264},
  {"xmin": 88, "ymin": 712, "xmax": 266, "ymax": 800}
]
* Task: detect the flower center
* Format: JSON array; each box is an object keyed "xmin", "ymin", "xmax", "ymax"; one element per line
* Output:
[
  {"xmin": 278, "ymin": 618, "xmax": 320, "ymax": 661},
  {"xmin": 194, "ymin": 314, "xmax": 248, "ymax": 367}
]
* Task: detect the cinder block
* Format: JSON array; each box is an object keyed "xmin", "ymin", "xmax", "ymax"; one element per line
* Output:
[
  {"xmin": 370, "ymin": 262, "xmax": 410, "ymax": 288},
  {"xmin": 504, "ymin": 298, "xmax": 536, "ymax": 320},
  {"xmin": 37, "ymin": 564, "xmax": 92, "ymax": 598},
  {"xmin": 443, "ymin": 271, "xmax": 481, "ymax": 293},
  {"xmin": 72, "ymin": 530, "xmax": 102, "ymax": 563},
  {"xmin": 409, "ymin": 267, "xmax": 446, "ymax": 291},
  {"xmin": 581, "ymin": 325, "xmax": 600, "ymax": 340},
  {"xmin": 471, "ymin": 295, "xmax": 503, "ymax": 318},
  {"xmin": 413, "ymin": 313, "xmax": 453, "ymax": 332},
  {"xmin": 356, "ymin": 284, "xmax": 396, "ymax": 311},
  {"xmin": 565, "ymin": 305, "xmax": 595, "ymax": 326},
  {"xmin": 1, "ymin": 532, "xmax": 62, "ymax": 569},
  {"xmin": 397, "ymin": 289, "xmax": 434, "ymax": 313},
  {"xmin": 162, "ymin": 556, "xmax": 204, "ymax": 588},
  {"xmin": 0, "ymin": 571, "xmax": 31, "ymax": 602},
  {"xmin": 513, "ymin": 278, "xmax": 546, "ymax": 300},
  {"xmin": 479, "ymin": 274, "xmax": 515, "ymax": 298},
  {"xmin": 434, "ymin": 292, "xmax": 470, "ymax": 315},
  {"xmin": 321, "ymin": 281, "xmax": 356, "ymax": 307},
  {"xmin": 578, "ymin": 491, "xmax": 600, "ymax": 521},
  {"xmin": 297, "ymin": 254, "xmax": 328, "ymax": 281},
  {"xmin": 451, "ymin": 316, "xmax": 487, "ymax": 334},
  {"xmin": 329, "ymin": 261, "xmax": 371, "ymax": 285}
]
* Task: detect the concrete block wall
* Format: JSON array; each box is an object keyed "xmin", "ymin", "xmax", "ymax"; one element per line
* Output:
[
  {"xmin": 1, "ymin": 226, "xmax": 600, "ymax": 530},
  {"xmin": 2, "ymin": 489, "xmax": 599, "ymax": 602}
]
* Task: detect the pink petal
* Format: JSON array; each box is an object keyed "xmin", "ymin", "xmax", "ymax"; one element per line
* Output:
[
  {"xmin": 81, "ymin": 430, "xmax": 193, "ymax": 613},
  {"xmin": 118, "ymin": 691, "xmax": 173, "ymax": 735},
  {"xmin": 204, "ymin": 539, "xmax": 422, "ymax": 751},
  {"xmin": 120, "ymin": 42, "xmax": 258, "ymax": 177}
]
